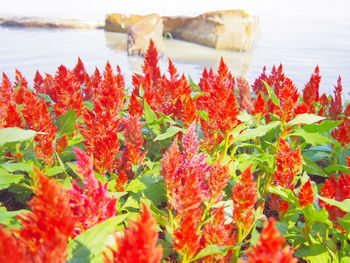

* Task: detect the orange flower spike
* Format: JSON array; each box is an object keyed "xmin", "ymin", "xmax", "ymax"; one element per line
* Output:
[
  {"xmin": 3, "ymin": 102, "xmax": 23, "ymax": 128},
  {"xmin": 253, "ymin": 93, "xmax": 266, "ymax": 116},
  {"xmin": 129, "ymin": 89, "xmax": 143, "ymax": 117},
  {"xmin": 329, "ymin": 76, "xmax": 343, "ymax": 120},
  {"xmin": 298, "ymin": 179, "xmax": 314, "ymax": 207},
  {"xmin": 252, "ymin": 66, "xmax": 268, "ymax": 94},
  {"xmin": 56, "ymin": 134, "xmax": 68, "ymax": 154},
  {"xmin": 319, "ymin": 174, "xmax": 350, "ymax": 221},
  {"xmin": 246, "ymin": 218, "xmax": 297, "ymax": 263},
  {"xmin": 18, "ymin": 169, "xmax": 76, "ymax": 262},
  {"xmin": 116, "ymin": 170, "xmax": 128, "ymax": 192},
  {"xmin": 104, "ymin": 203, "xmax": 163, "ymax": 263},
  {"xmin": 0, "ymin": 228, "xmax": 28, "ymax": 263},
  {"xmin": 303, "ymin": 66, "xmax": 321, "ymax": 113},
  {"xmin": 232, "ymin": 166, "xmax": 258, "ymax": 229},
  {"xmin": 207, "ymin": 162, "xmax": 230, "ymax": 203},
  {"xmin": 70, "ymin": 148, "xmax": 117, "ymax": 236},
  {"xmin": 237, "ymin": 77, "xmax": 253, "ymax": 113}
]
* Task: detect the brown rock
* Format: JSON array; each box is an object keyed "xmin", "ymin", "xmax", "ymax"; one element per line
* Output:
[
  {"xmin": 163, "ymin": 10, "xmax": 259, "ymax": 51},
  {"xmin": 105, "ymin": 13, "xmax": 143, "ymax": 32},
  {"xmin": 127, "ymin": 14, "xmax": 163, "ymax": 56}
]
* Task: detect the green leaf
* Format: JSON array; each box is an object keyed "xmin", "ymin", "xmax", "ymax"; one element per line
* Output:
[
  {"xmin": 1, "ymin": 162, "xmax": 32, "ymax": 172},
  {"xmin": 324, "ymin": 164, "xmax": 350, "ymax": 174},
  {"xmin": 0, "ymin": 208, "xmax": 26, "ymax": 226},
  {"xmin": 154, "ymin": 126, "xmax": 184, "ymax": 141},
  {"xmin": 197, "ymin": 110, "xmax": 209, "ymax": 122},
  {"xmin": 0, "ymin": 128, "xmax": 38, "ymax": 146},
  {"xmin": 262, "ymin": 80, "xmax": 280, "ymax": 107},
  {"xmin": 188, "ymin": 75, "xmax": 201, "ymax": 92},
  {"xmin": 295, "ymin": 243, "xmax": 331, "ymax": 262},
  {"xmin": 303, "ymin": 156, "xmax": 328, "ymax": 177},
  {"xmin": 44, "ymin": 166, "xmax": 66, "ymax": 177},
  {"xmin": 290, "ymin": 128, "xmax": 334, "ymax": 146},
  {"xmin": 144, "ymin": 101, "xmax": 157, "ymax": 124},
  {"xmin": 0, "ymin": 168, "xmax": 24, "ymax": 189},
  {"xmin": 338, "ymin": 214, "xmax": 350, "ymax": 233},
  {"xmin": 57, "ymin": 110, "xmax": 76, "ymax": 137},
  {"xmin": 68, "ymin": 214, "xmax": 128, "ymax": 263},
  {"xmin": 234, "ymin": 121, "xmax": 280, "ymax": 142},
  {"xmin": 303, "ymin": 119, "xmax": 343, "ymax": 132},
  {"xmin": 287, "ymin": 114, "xmax": 325, "ymax": 127},
  {"xmin": 191, "ymin": 245, "xmax": 232, "ymax": 262},
  {"xmin": 302, "ymin": 205, "xmax": 332, "ymax": 226},
  {"xmin": 318, "ymin": 196, "xmax": 350, "ymax": 212},
  {"xmin": 268, "ymin": 185, "xmax": 299, "ymax": 205}
]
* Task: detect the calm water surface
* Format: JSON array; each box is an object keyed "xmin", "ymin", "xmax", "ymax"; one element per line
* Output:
[{"xmin": 1, "ymin": 0, "xmax": 349, "ymax": 98}]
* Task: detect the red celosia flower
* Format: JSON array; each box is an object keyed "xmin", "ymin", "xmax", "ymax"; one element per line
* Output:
[
  {"xmin": 70, "ymin": 148, "xmax": 117, "ymax": 237},
  {"xmin": 50, "ymin": 65, "xmax": 85, "ymax": 116},
  {"xmin": 3, "ymin": 102, "xmax": 23, "ymax": 128},
  {"xmin": 232, "ymin": 166, "xmax": 257, "ymax": 229},
  {"xmin": 104, "ymin": 202, "xmax": 163, "ymax": 263},
  {"xmin": 246, "ymin": 218, "xmax": 297, "ymax": 263},
  {"xmin": 207, "ymin": 162, "xmax": 230, "ymax": 203},
  {"xmin": 196, "ymin": 58, "xmax": 240, "ymax": 150},
  {"xmin": 115, "ymin": 115, "xmax": 146, "ymax": 179},
  {"xmin": 129, "ymin": 89, "xmax": 143, "ymax": 117},
  {"xmin": 319, "ymin": 173, "xmax": 350, "ymax": 221},
  {"xmin": 273, "ymin": 139, "xmax": 302, "ymax": 190},
  {"xmin": 173, "ymin": 212, "xmax": 203, "ymax": 259},
  {"xmin": 293, "ymin": 103, "xmax": 309, "ymax": 115},
  {"xmin": 201, "ymin": 206, "xmax": 236, "ymax": 262},
  {"xmin": 329, "ymin": 76, "xmax": 343, "ymax": 120},
  {"xmin": 237, "ymin": 76, "xmax": 253, "ymax": 113},
  {"xmin": 303, "ymin": 66, "xmax": 321, "ymax": 113},
  {"xmin": 298, "ymin": 179, "xmax": 314, "ymax": 207},
  {"xmin": 253, "ymin": 93, "xmax": 266, "ymax": 116},
  {"xmin": 252, "ymin": 66, "xmax": 268, "ymax": 94},
  {"xmin": 13, "ymin": 84, "xmax": 57, "ymax": 165},
  {"xmin": 344, "ymin": 103, "xmax": 350, "ymax": 117},
  {"xmin": 0, "ymin": 228, "xmax": 27, "ymax": 263},
  {"xmin": 17, "ymin": 169, "xmax": 76, "ymax": 262},
  {"xmin": 56, "ymin": 134, "xmax": 68, "ymax": 154},
  {"xmin": 84, "ymin": 67, "xmax": 102, "ymax": 100},
  {"xmin": 318, "ymin": 93, "xmax": 329, "ymax": 116},
  {"xmin": 331, "ymin": 118, "xmax": 350, "ymax": 148},
  {"xmin": 116, "ymin": 170, "xmax": 128, "ymax": 192}
]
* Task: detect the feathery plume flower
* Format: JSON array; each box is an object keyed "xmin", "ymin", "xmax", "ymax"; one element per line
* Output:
[
  {"xmin": 298, "ymin": 179, "xmax": 314, "ymax": 207},
  {"xmin": 232, "ymin": 166, "xmax": 257, "ymax": 229},
  {"xmin": 329, "ymin": 76, "xmax": 343, "ymax": 120},
  {"xmin": 70, "ymin": 148, "xmax": 117, "ymax": 236},
  {"xmin": 104, "ymin": 203, "xmax": 163, "ymax": 263},
  {"xmin": 129, "ymin": 89, "xmax": 143, "ymax": 117},
  {"xmin": 207, "ymin": 162, "xmax": 231, "ymax": 203},
  {"xmin": 253, "ymin": 93, "xmax": 266, "ymax": 116},
  {"xmin": 246, "ymin": 218, "xmax": 297, "ymax": 263},
  {"xmin": 319, "ymin": 173, "xmax": 350, "ymax": 221},
  {"xmin": 0, "ymin": 228, "xmax": 27, "ymax": 263},
  {"xmin": 17, "ymin": 169, "xmax": 76, "ymax": 262},
  {"xmin": 115, "ymin": 115, "xmax": 147, "ymax": 179},
  {"xmin": 196, "ymin": 58, "xmax": 240, "ymax": 150},
  {"xmin": 237, "ymin": 76, "xmax": 253, "ymax": 113},
  {"xmin": 303, "ymin": 66, "xmax": 321, "ymax": 113}
]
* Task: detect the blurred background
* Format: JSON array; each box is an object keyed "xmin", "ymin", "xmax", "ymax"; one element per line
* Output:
[{"xmin": 0, "ymin": 0, "xmax": 349, "ymax": 97}]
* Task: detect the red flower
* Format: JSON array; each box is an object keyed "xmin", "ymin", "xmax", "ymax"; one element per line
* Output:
[
  {"xmin": 207, "ymin": 162, "xmax": 231, "ymax": 203},
  {"xmin": 56, "ymin": 134, "xmax": 68, "ymax": 154},
  {"xmin": 14, "ymin": 169, "xmax": 76, "ymax": 262},
  {"xmin": 331, "ymin": 118, "xmax": 350, "ymax": 148},
  {"xmin": 303, "ymin": 66, "xmax": 321, "ymax": 113},
  {"xmin": 319, "ymin": 173, "xmax": 350, "ymax": 221},
  {"xmin": 253, "ymin": 93, "xmax": 266, "ymax": 116},
  {"xmin": 0, "ymin": 228, "xmax": 27, "ymax": 263},
  {"xmin": 201, "ymin": 206, "xmax": 236, "ymax": 262},
  {"xmin": 196, "ymin": 58, "xmax": 240, "ymax": 150},
  {"xmin": 129, "ymin": 89, "xmax": 143, "ymax": 117},
  {"xmin": 237, "ymin": 76, "xmax": 253, "ymax": 113},
  {"xmin": 115, "ymin": 170, "xmax": 128, "ymax": 192},
  {"xmin": 329, "ymin": 76, "xmax": 343, "ymax": 120},
  {"xmin": 232, "ymin": 166, "xmax": 257, "ymax": 229},
  {"xmin": 273, "ymin": 139, "xmax": 302, "ymax": 190},
  {"xmin": 70, "ymin": 148, "xmax": 117, "ymax": 236},
  {"xmin": 298, "ymin": 179, "xmax": 314, "ymax": 207},
  {"xmin": 246, "ymin": 218, "xmax": 297, "ymax": 263},
  {"xmin": 104, "ymin": 203, "xmax": 163, "ymax": 263},
  {"xmin": 115, "ymin": 115, "xmax": 146, "ymax": 179}
]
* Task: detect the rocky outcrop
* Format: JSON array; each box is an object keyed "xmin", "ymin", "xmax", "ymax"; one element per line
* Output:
[
  {"xmin": 127, "ymin": 14, "xmax": 163, "ymax": 56},
  {"xmin": 105, "ymin": 10, "xmax": 259, "ymax": 52},
  {"xmin": 164, "ymin": 10, "xmax": 259, "ymax": 51},
  {"xmin": 105, "ymin": 13, "xmax": 143, "ymax": 32},
  {"xmin": 0, "ymin": 16, "xmax": 103, "ymax": 29}
]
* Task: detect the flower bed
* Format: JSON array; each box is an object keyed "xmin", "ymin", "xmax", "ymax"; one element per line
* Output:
[{"xmin": 0, "ymin": 41, "xmax": 349, "ymax": 263}]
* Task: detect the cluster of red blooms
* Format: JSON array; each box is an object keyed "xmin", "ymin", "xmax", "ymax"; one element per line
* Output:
[
  {"xmin": 69, "ymin": 148, "xmax": 117, "ymax": 237},
  {"xmin": 271, "ymin": 139, "xmax": 303, "ymax": 213},
  {"xmin": 104, "ymin": 203, "xmax": 163, "ymax": 263},
  {"xmin": 0, "ymin": 71, "xmax": 57, "ymax": 165},
  {"xmin": 162, "ymin": 123, "xmax": 259, "ymax": 261},
  {"xmin": 253, "ymin": 65, "xmax": 309, "ymax": 123},
  {"xmin": 319, "ymin": 157, "xmax": 350, "ymax": 222},
  {"xmin": 196, "ymin": 58, "xmax": 240, "ymax": 150},
  {"xmin": 298, "ymin": 179, "xmax": 314, "ymax": 207},
  {"xmin": 0, "ymin": 169, "xmax": 76, "ymax": 263},
  {"xmin": 132, "ymin": 40, "xmax": 196, "ymax": 126}
]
